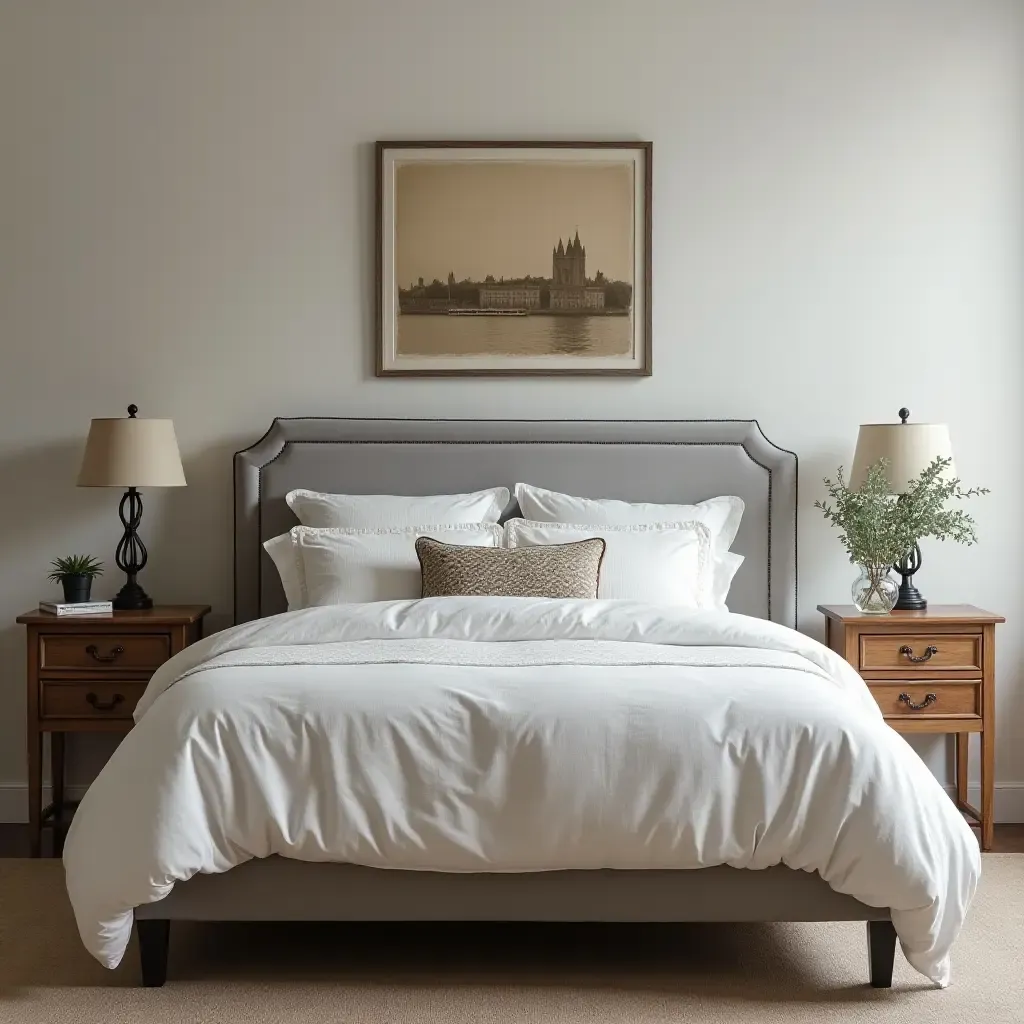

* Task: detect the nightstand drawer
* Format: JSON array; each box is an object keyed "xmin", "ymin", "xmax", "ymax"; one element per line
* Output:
[
  {"xmin": 40, "ymin": 680, "xmax": 145, "ymax": 720},
  {"xmin": 869, "ymin": 681, "xmax": 980, "ymax": 720},
  {"xmin": 39, "ymin": 633, "xmax": 170, "ymax": 673},
  {"xmin": 859, "ymin": 633, "xmax": 982, "ymax": 674}
]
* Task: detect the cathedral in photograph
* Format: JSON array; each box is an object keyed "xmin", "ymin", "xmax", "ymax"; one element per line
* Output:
[{"xmin": 550, "ymin": 232, "xmax": 605, "ymax": 309}]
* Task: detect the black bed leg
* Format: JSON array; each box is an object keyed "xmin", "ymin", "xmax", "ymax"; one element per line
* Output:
[
  {"xmin": 867, "ymin": 920, "xmax": 897, "ymax": 988},
  {"xmin": 137, "ymin": 918, "xmax": 170, "ymax": 987}
]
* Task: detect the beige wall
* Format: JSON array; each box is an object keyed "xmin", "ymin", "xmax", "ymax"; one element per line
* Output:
[{"xmin": 0, "ymin": 0, "xmax": 1021, "ymax": 818}]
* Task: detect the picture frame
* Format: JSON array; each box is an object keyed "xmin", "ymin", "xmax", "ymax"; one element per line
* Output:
[{"xmin": 376, "ymin": 141, "xmax": 652, "ymax": 377}]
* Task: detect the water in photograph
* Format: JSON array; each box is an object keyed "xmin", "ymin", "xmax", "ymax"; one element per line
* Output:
[{"xmin": 397, "ymin": 314, "xmax": 632, "ymax": 358}]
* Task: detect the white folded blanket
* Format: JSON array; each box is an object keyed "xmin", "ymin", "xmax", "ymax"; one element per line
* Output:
[{"xmin": 63, "ymin": 598, "xmax": 979, "ymax": 985}]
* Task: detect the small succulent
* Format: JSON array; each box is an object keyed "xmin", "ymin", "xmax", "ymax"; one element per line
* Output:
[{"xmin": 47, "ymin": 554, "xmax": 105, "ymax": 582}]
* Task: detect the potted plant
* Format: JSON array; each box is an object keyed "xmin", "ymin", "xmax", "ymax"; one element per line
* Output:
[
  {"xmin": 48, "ymin": 555, "xmax": 104, "ymax": 604},
  {"xmin": 815, "ymin": 457, "xmax": 987, "ymax": 614}
]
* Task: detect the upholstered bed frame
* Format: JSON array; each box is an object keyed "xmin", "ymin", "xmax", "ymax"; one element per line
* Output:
[{"xmin": 134, "ymin": 419, "xmax": 897, "ymax": 988}]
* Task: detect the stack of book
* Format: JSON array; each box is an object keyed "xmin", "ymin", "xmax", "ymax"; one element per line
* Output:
[{"xmin": 39, "ymin": 600, "xmax": 114, "ymax": 617}]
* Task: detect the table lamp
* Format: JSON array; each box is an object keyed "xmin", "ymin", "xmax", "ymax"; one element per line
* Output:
[
  {"xmin": 77, "ymin": 404, "xmax": 186, "ymax": 610},
  {"xmin": 850, "ymin": 407, "xmax": 955, "ymax": 611}
]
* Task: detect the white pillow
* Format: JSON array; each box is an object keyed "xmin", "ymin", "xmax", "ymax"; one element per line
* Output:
[
  {"xmin": 514, "ymin": 484, "xmax": 744, "ymax": 608},
  {"xmin": 709, "ymin": 550, "xmax": 745, "ymax": 612},
  {"xmin": 264, "ymin": 532, "xmax": 306, "ymax": 611},
  {"xmin": 505, "ymin": 520, "xmax": 712, "ymax": 608},
  {"xmin": 286, "ymin": 488, "xmax": 510, "ymax": 528},
  {"xmin": 295, "ymin": 524, "xmax": 503, "ymax": 607},
  {"xmin": 514, "ymin": 484, "xmax": 743, "ymax": 549}
]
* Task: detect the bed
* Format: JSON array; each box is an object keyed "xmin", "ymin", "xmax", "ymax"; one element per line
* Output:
[{"xmin": 61, "ymin": 419, "xmax": 979, "ymax": 989}]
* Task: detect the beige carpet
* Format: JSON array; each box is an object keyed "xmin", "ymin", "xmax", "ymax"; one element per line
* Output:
[{"xmin": 0, "ymin": 857, "xmax": 1021, "ymax": 1023}]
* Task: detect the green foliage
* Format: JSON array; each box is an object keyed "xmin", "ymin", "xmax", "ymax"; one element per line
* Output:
[
  {"xmin": 815, "ymin": 457, "xmax": 988, "ymax": 567},
  {"xmin": 47, "ymin": 554, "xmax": 104, "ymax": 582}
]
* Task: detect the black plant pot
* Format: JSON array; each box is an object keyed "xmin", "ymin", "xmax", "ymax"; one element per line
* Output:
[{"xmin": 61, "ymin": 575, "xmax": 93, "ymax": 604}]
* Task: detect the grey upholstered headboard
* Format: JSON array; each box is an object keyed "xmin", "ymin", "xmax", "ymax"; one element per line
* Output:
[{"xmin": 233, "ymin": 419, "xmax": 797, "ymax": 626}]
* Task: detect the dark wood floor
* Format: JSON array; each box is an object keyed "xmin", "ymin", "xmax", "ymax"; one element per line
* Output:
[
  {"xmin": 2, "ymin": 823, "xmax": 1022, "ymax": 859},
  {"xmin": 987, "ymin": 824, "xmax": 1024, "ymax": 851}
]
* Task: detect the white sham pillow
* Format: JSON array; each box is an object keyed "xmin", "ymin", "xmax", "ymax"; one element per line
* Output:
[
  {"xmin": 710, "ymin": 550, "xmax": 745, "ymax": 612},
  {"xmin": 295, "ymin": 524, "xmax": 503, "ymax": 607},
  {"xmin": 513, "ymin": 484, "xmax": 744, "ymax": 608},
  {"xmin": 514, "ymin": 484, "xmax": 743, "ymax": 550},
  {"xmin": 505, "ymin": 520, "xmax": 713, "ymax": 608},
  {"xmin": 286, "ymin": 488, "xmax": 510, "ymax": 529},
  {"xmin": 264, "ymin": 532, "xmax": 306, "ymax": 611}
]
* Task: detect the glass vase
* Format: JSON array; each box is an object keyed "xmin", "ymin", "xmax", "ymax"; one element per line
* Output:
[{"xmin": 851, "ymin": 562, "xmax": 898, "ymax": 615}]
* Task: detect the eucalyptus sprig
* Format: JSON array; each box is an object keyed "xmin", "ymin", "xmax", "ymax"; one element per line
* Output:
[{"xmin": 815, "ymin": 457, "xmax": 988, "ymax": 567}]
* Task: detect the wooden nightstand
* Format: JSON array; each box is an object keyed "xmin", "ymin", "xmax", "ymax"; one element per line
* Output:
[
  {"xmin": 16, "ymin": 605, "xmax": 211, "ymax": 857},
  {"xmin": 818, "ymin": 604, "xmax": 1004, "ymax": 851}
]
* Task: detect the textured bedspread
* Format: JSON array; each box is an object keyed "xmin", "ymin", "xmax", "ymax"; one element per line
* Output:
[{"xmin": 63, "ymin": 598, "xmax": 979, "ymax": 984}]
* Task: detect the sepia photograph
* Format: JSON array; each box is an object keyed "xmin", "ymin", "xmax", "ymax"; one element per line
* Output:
[{"xmin": 376, "ymin": 142, "xmax": 652, "ymax": 376}]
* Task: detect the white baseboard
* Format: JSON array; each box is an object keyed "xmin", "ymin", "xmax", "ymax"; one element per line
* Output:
[
  {"xmin": 0, "ymin": 784, "xmax": 90, "ymax": 823},
  {"xmin": 942, "ymin": 783, "xmax": 1024, "ymax": 823},
  {"xmin": 2, "ymin": 781, "xmax": 1023, "ymax": 825}
]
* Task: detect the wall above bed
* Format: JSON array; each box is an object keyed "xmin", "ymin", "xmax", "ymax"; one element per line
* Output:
[{"xmin": 0, "ymin": 0, "xmax": 1020, "ymax": 819}]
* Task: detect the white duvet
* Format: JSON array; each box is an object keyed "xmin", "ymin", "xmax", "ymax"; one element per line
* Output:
[{"xmin": 63, "ymin": 598, "xmax": 979, "ymax": 986}]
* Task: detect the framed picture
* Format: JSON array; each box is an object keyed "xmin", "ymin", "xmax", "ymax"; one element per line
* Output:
[{"xmin": 376, "ymin": 141, "xmax": 652, "ymax": 377}]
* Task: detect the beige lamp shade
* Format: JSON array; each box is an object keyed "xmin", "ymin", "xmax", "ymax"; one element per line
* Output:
[
  {"xmin": 77, "ymin": 411, "xmax": 186, "ymax": 488},
  {"xmin": 850, "ymin": 414, "xmax": 955, "ymax": 493}
]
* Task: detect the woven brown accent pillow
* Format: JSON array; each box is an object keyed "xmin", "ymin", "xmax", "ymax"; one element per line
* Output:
[{"xmin": 416, "ymin": 535, "xmax": 606, "ymax": 599}]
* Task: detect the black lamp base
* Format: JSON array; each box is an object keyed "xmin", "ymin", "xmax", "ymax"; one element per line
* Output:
[
  {"xmin": 113, "ymin": 483, "xmax": 153, "ymax": 610},
  {"xmin": 113, "ymin": 578, "xmax": 153, "ymax": 611},
  {"xmin": 893, "ymin": 580, "xmax": 927, "ymax": 611},
  {"xmin": 893, "ymin": 541, "xmax": 927, "ymax": 611}
]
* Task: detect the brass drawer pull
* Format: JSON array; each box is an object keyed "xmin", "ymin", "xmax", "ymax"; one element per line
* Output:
[
  {"xmin": 85, "ymin": 644, "xmax": 125, "ymax": 664},
  {"xmin": 899, "ymin": 644, "xmax": 938, "ymax": 664},
  {"xmin": 85, "ymin": 692, "xmax": 125, "ymax": 712},
  {"xmin": 898, "ymin": 692, "xmax": 937, "ymax": 711}
]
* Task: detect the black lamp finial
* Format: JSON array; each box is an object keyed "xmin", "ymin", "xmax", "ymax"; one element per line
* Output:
[
  {"xmin": 127, "ymin": 404, "xmax": 138, "ymax": 418},
  {"xmin": 898, "ymin": 407, "xmax": 910, "ymax": 425}
]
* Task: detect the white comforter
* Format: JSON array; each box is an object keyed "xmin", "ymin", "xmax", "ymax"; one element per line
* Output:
[{"xmin": 63, "ymin": 598, "xmax": 979, "ymax": 985}]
